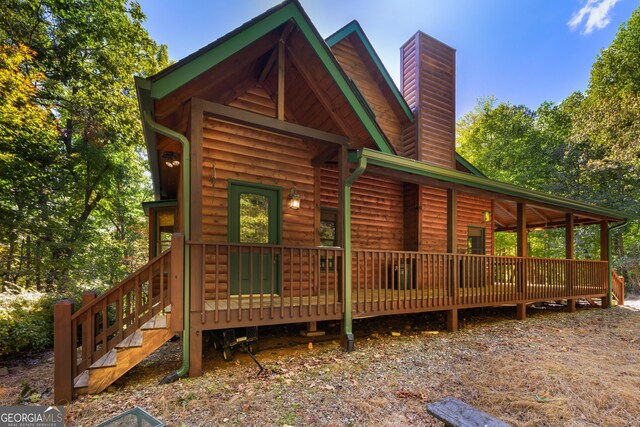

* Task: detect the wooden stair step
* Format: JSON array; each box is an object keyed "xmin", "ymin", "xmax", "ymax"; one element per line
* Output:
[
  {"xmin": 89, "ymin": 349, "xmax": 117, "ymax": 369},
  {"xmin": 116, "ymin": 330, "xmax": 143, "ymax": 349},
  {"xmin": 142, "ymin": 315, "xmax": 167, "ymax": 330},
  {"xmin": 74, "ymin": 371, "xmax": 89, "ymax": 389}
]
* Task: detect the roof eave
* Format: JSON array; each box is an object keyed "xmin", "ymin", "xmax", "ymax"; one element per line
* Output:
[
  {"xmin": 351, "ymin": 148, "xmax": 630, "ymax": 222},
  {"xmin": 135, "ymin": 76, "xmax": 161, "ymax": 200}
]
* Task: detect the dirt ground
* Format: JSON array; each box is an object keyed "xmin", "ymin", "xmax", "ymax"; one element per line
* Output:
[{"xmin": 1, "ymin": 299, "xmax": 639, "ymax": 426}]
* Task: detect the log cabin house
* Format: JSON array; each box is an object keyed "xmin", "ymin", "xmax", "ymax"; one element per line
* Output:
[{"xmin": 54, "ymin": 0, "xmax": 629, "ymax": 403}]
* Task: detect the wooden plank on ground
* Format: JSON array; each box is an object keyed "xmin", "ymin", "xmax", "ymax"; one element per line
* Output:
[{"xmin": 427, "ymin": 397, "xmax": 512, "ymax": 427}]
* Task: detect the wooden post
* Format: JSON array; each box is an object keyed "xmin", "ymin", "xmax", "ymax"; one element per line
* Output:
[
  {"xmin": 190, "ymin": 100, "xmax": 204, "ymax": 315},
  {"xmin": 81, "ymin": 291, "xmax": 96, "ymax": 364},
  {"xmin": 565, "ymin": 213, "xmax": 576, "ymax": 312},
  {"xmin": 301, "ymin": 321, "xmax": 325, "ymax": 337},
  {"xmin": 446, "ymin": 309, "xmax": 458, "ymax": 332},
  {"xmin": 600, "ymin": 221, "xmax": 610, "ymax": 309},
  {"xmin": 447, "ymin": 189, "xmax": 458, "ymax": 301},
  {"xmin": 54, "ymin": 299, "xmax": 74, "ymax": 405},
  {"xmin": 277, "ymin": 39, "xmax": 285, "ymax": 120},
  {"xmin": 516, "ymin": 203, "xmax": 527, "ymax": 297},
  {"xmin": 189, "ymin": 328, "xmax": 202, "ymax": 377},
  {"xmin": 170, "ymin": 233, "xmax": 184, "ymax": 332},
  {"xmin": 516, "ymin": 203, "xmax": 527, "ymax": 320},
  {"xmin": 446, "ymin": 189, "xmax": 457, "ymax": 254}
]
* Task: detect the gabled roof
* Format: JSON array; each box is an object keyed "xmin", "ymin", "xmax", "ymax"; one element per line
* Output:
[
  {"xmin": 326, "ymin": 20, "xmax": 414, "ymax": 123},
  {"xmin": 326, "ymin": 20, "xmax": 487, "ymax": 179},
  {"xmin": 137, "ymin": 0, "xmax": 396, "ymax": 157}
]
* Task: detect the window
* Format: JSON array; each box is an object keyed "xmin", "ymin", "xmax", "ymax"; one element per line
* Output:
[
  {"xmin": 239, "ymin": 193, "xmax": 270, "ymax": 244},
  {"xmin": 156, "ymin": 209, "xmax": 175, "ymax": 255},
  {"xmin": 320, "ymin": 208, "xmax": 338, "ymax": 247},
  {"xmin": 467, "ymin": 226, "xmax": 486, "ymax": 255}
]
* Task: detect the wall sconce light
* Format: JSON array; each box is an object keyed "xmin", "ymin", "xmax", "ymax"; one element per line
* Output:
[
  {"xmin": 288, "ymin": 188, "xmax": 301, "ymax": 210},
  {"xmin": 162, "ymin": 152, "xmax": 180, "ymax": 168},
  {"xmin": 482, "ymin": 210, "xmax": 492, "ymax": 223}
]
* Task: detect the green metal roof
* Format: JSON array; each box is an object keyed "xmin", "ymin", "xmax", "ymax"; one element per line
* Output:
[
  {"xmin": 326, "ymin": 20, "xmax": 414, "ymax": 123},
  {"xmin": 350, "ymin": 148, "xmax": 629, "ymax": 221}
]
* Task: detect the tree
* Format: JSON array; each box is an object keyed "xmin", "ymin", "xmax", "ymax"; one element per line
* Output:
[{"xmin": 0, "ymin": 0, "xmax": 168, "ymax": 289}]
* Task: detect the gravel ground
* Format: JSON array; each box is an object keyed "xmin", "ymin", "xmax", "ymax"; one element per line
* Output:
[{"xmin": 1, "ymin": 299, "xmax": 639, "ymax": 426}]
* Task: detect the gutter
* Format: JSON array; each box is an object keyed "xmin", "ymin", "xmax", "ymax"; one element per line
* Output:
[
  {"xmin": 607, "ymin": 219, "xmax": 628, "ymax": 308},
  {"xmin": 342, "ymin": 151, "xmax": 367, "ymax": 351},
  {"xmin": 141, "ymin": 110, "xmax": 191, "ymax": 382}
]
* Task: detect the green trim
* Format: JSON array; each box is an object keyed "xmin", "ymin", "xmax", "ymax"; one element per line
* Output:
[
  {"xmin": 138, "ymin": 0, "xmax": 394, "ymax": 165},
  {"xmin": 342, "ymin": 155, "xmax": 367, "ymax": 349},
  {"xmin": 326, "ymin": 20, "xmax": 414, "ymax": 122},
  {"xmin": 455, "ymin": 153, "xmax": 486, "ymax": 178},
  {"xmin": 227, "ymin": 180, "xmax": 283, "ymax": 245},
  {"xmin": 135, "ymin": 77, "xmax": 161, "ymax": 198},
  {"xmin": 351, "ymin": 148, "xmax": 630, "ymax": 221},
  {"xmin": 350, "ymin": 78, "xmax": 376, "ymax": 120},
  {"xmin": 141, "ymin": 111, "xmax": 191, "ymax": 378},
  {"xmin": 142, "ymin": 199, "xmax": 178, "ymax": 215}
]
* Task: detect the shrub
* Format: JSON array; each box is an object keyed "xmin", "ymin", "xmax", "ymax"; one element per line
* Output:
[{"xmin": 0, "ymin": 287, "xmax": 60, "ymax": 355}]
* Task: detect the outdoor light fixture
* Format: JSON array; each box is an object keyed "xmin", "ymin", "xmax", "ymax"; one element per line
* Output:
[
  {"xmin": 289, "ymin": 188, "xmax": 301, "ymax": 209},
  {"xmin": 162, "ymin": 152, "xmax": 180, "ymax": 168},
  {"xmin": 483, "ymin": 210, "xmax": 492, "ymax": 223}
]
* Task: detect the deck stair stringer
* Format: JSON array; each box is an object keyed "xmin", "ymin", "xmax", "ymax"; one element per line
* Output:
[{"xmin": 74, "ymin": 313, "xmax": 174, "ymax": 395}]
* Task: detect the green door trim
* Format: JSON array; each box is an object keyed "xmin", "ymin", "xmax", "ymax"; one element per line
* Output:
[
  {"xmin": 227, "ymin": 180, "xmax": 282, "ymax": 245},
  {"xmin": 228, "ymin": 180, "xmax": 282, "ymax": 296}
]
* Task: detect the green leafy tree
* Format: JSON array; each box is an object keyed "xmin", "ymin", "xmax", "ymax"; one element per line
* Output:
[{"xmin": 0, "ymin": 0, "xmax": 168, "ymax": 289}]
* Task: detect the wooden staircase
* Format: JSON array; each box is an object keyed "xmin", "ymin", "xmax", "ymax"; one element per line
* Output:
[
  {"xmin": 74, "ymin": 312, "xmax": 174, "ymax": 394},
  {"xmin": 54, "ymin": 244, "xmax": 182, "ymax": 404}
]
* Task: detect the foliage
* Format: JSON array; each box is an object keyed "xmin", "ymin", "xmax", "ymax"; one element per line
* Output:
[
  {"xmin": 0, "ymin": 0, "xmax": 168, "ymax": 290},
  {"xmin": 458, "ymin": 6, "xmax": 640, "ymax": 288}
]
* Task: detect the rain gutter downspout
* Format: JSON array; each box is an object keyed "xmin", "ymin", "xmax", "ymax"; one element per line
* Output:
[
  {"xmin": 607, "ymin": 219, "xmax": 628, "ymax": 308},
  {"xmin": 142, "ymin": 110, "xmax": 191, "ymax": 380},
  {"xmin": 342, "ymin": 150, "xmax": 367, "ymax": 351}
]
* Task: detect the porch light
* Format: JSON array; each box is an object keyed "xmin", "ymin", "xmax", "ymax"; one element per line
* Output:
[
  {"xmin": 288, "ymin": 188, "xmax": 301, "ymax": 209},
  {"xmin": 482, "ymin": 210, "xmax": 491, "ymax": 223},
  {"xmin": 162, "ymin": 152, "xmax": 180, "ymax": 168}
]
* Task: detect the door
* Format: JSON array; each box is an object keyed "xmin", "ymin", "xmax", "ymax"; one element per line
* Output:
[{"xmin": 228, "ymin": 182, "xmax": 281, "ymax": 295}]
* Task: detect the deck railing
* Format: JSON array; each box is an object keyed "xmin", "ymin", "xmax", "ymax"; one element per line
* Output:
[
  {"xmin": 351, "ymin": 250, "xmax": 609, "ymax": 315},
  {"xmin": 612, "ymin": 268, "xmax": 625, "ymax": 305},
  {"xmin": 188, "ymin": 242, "xmax": 344, "ymax": 327},
  {"xmin": 54, "ymin": 249, "xmax": 172, "ymax": 403}
]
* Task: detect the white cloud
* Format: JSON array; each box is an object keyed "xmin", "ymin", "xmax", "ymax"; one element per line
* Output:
[{"xmin": 568, "ymin": 0, "xmax": 621, "ymax": 35}]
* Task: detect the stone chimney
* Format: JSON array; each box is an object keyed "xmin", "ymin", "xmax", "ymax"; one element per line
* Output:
[{"xmin": 401, "ymin": 32, "xmax": 456, "ymax": 169}]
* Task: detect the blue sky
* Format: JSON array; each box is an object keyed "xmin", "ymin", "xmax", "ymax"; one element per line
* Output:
[{"xmin": 137, "ymin": 0, "xmax": 638, "ymax": 118}]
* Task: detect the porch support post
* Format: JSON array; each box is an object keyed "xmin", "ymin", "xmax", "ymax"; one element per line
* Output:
[
  {"xmin": 54, "ymin": 299, "xmax": 74, "ymax": 405},
  {"xmin": 446, "ymin": 189, "xmax": 458, "ymax": 304},
  {"xmin": 341, "ymin": 148, "xmax": 367, "ymax": 352},
  {"xmin": 446, "ymin": 189, "xmax": 457, "ymax": 254},
  {"xmin": 516, "ymin": 202, "xmax": 527, "ymax": 320},
  {"xmin": 600, "ymin": 220, "xmax": 611, "ymax": 309},
  {"xmin": 189, "ymin": 101, "xmax": 204, "ymax": 375},
  {"xmin": 566, "ymin": 213, "xmax": 576, "ymax": 312},
  {"xmin": 189, "ymin": 329, "xmax": 202, "ymax": 376},
  {"xmin": 446, "ymin": 308, "xmax": 458, "ymax": 332}
]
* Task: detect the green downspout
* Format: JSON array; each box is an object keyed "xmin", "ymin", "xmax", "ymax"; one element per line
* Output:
[
  {"xmin": 342, "ymin": 151, "xmax": 367, "ymax": 351},
  {"xmin": 607, "ymin": 219, "xmax": 628, "ymax": 308},
  {"xmin": 142, "ymin": 111, "xmax": 191, "ymax": 380}
]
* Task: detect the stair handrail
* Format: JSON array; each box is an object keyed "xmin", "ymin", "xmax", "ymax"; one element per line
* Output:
[
  {"xmin": 70, "ymin": 249, "xmax": 171, "ymax": 321},
  {"xmin": 54, "ymin": 248, "xmax": 172, "ymax": 404}
]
